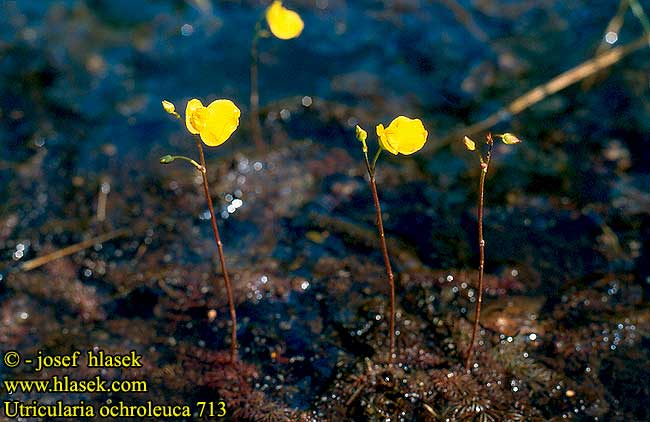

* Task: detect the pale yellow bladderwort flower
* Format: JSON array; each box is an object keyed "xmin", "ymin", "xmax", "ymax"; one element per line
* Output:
[
  {"xmin": 354, "ymin": 116, "xmax": 428, "ymax": 364},
  {"xmin": 265, "ymin": 0, "xmax": 304, "ymax": 40},
  {"xmin": 376, "ymin": 116, "xmax": 428, "ymax": 155},
  {"xmin": 159, "ymin": 96, "xmax": 242, "ymax": 363},
  {"xmin": 185, "ymin": 99, "xmax": 241, "ymax": 147}
]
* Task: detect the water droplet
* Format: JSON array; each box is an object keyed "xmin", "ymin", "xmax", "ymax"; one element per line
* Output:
[
  {"xmin": 181, "ymin": 24, "xmax": 194, "ymax": 36},
  {"xmin": 605, "ymin": 31, "xmax": 618, "ymax": 44}
]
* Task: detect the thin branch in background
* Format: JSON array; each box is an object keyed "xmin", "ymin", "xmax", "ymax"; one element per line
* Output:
[
  {"xmin": 436, "ymin": 0, "xmax": 489, "ymax": 44},
  {"xmin": 628, "ymin": 0, "xmax": 650, "ymax": 42},
  {"xmin": 20, "ymin": 229, "xmax": 129, "ymax": 272},
  {"xmin": 582, "ymin": 0, "xmax": 629, "ymax": 89},
  {"xmin": 250, "ymin": 19, "xmax": 265, "ymax": 150},
  {"xmin": 96, "ymin": 177, "xmax": 111, "ymax": 222},
  {"xmin": 434, "ymin": 35, "xmax": 649, "ymax": 153}
]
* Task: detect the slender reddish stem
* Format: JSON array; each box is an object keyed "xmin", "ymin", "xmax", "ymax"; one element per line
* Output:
[
  {"xmin": 365, "ymin": 159, "xmax": 396, "ymax": 364},
  {"xmin": 195, "ymin": 139, "xmax": 238, "ymax": 363},
  {"xmin": 250, "ymin": 25, "xmax": 264, "ymax": 150},
  {"xmin": 465, "ymin": 134, "xmax": 493, "ymax": 371}
]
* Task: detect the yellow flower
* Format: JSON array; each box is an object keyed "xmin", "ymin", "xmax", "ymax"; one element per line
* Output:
[
  {"xmin": 376, "ymin": 116, "xmax": 428, "ymax": 155},
  {"xmin": 185, "ymin": 99, "xmax": 241, "ymax": 147},
  {"xmin": 265, "ymin": 1, "xmax": 304, "ymax": 40}
]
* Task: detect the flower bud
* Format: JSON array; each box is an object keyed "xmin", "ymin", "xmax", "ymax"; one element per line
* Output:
[
  {"xmin": 355, "ymin": 125, "xmax": 367, "ymax": 142},
  {"xmin": 463, "ymin": 136, "xmax": 476, "ymax": 151},
  {"xmin": 355, "ymin": 125, "xmax": 368, "ymax": 153},
  {"xmin": 499, "ymin": 133, "xmax": 522, "ymax": 145},
  {"xmin": 160, "ymin": 155, "xmax": 175, "ymax": 164},
  {"xmin": 162, "ymin": 100, "xmax": 176, "ymax": 115}
]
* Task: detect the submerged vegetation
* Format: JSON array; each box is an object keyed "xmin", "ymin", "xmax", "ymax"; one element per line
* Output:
[{"xmin": 2, "ymin": 1, "xmax": 650, "ymax": 421}]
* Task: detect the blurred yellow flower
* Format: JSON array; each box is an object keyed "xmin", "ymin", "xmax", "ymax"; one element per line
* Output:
[
  {"xmin": 185, "ymin": 99, "xmax": 241, "ymax": 147},
  {"xmin": 376, "ymin": 116, "xmax": 428, "ymax": 155},
  {"xmin": 463, "ymin": 136, "xmax": 476, "ymax": 151},
  {"xmin": 265, "ymin": 1, "xmax": 304, "ymax": 40},
  {"xmin": 499, "ymin": 133, "xmax": 522, "ymax": 145}
]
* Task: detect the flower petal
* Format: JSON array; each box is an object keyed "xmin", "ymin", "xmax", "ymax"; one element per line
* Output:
[
  {"xmin": 200, "ymin": 99, "xmax": 241, "ymax": 147},
  {"xmin": 376, "ymin": 123, "xmax": 398, "ymax": 155},
  {"xmin": 381, "ymin": 116, "xmax": 428, "ymax": 155},
  {"xmin": 185, "ymin": 99, "xmax": 205, "ymax": 135},
  {"xmin": 266, "ymin": 0, "xmax": 304, "ymax": 40}
]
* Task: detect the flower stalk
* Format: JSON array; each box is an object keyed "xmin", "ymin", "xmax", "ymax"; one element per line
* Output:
[
  {"xmin": 465, "ymin": 134, "xmax": 493, "ymax": 371},
  {"xmin": 363, "ymin": 148, "xmax": 396, "ymax": 364},
  {"xmin": 250, "ymin": 20, "xmax": 264, "ymax": 150},
  {"xmin": 160, "ymin": 99, "xmax": 242, "ymax": 363},
  {"xmin": 194, "ymin": 136, "xmax": 238, "ymax": 363},
  {"xmin": 354, "ymin": 117, "xmax": 427, "ymax": 364},
  {"xmin": 249, "ymin": 1, "xmax": 303, "ymax": 150},
  {"xmin": 463, "ymin": 132, "xmax": 521, "ymax": 371}
]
